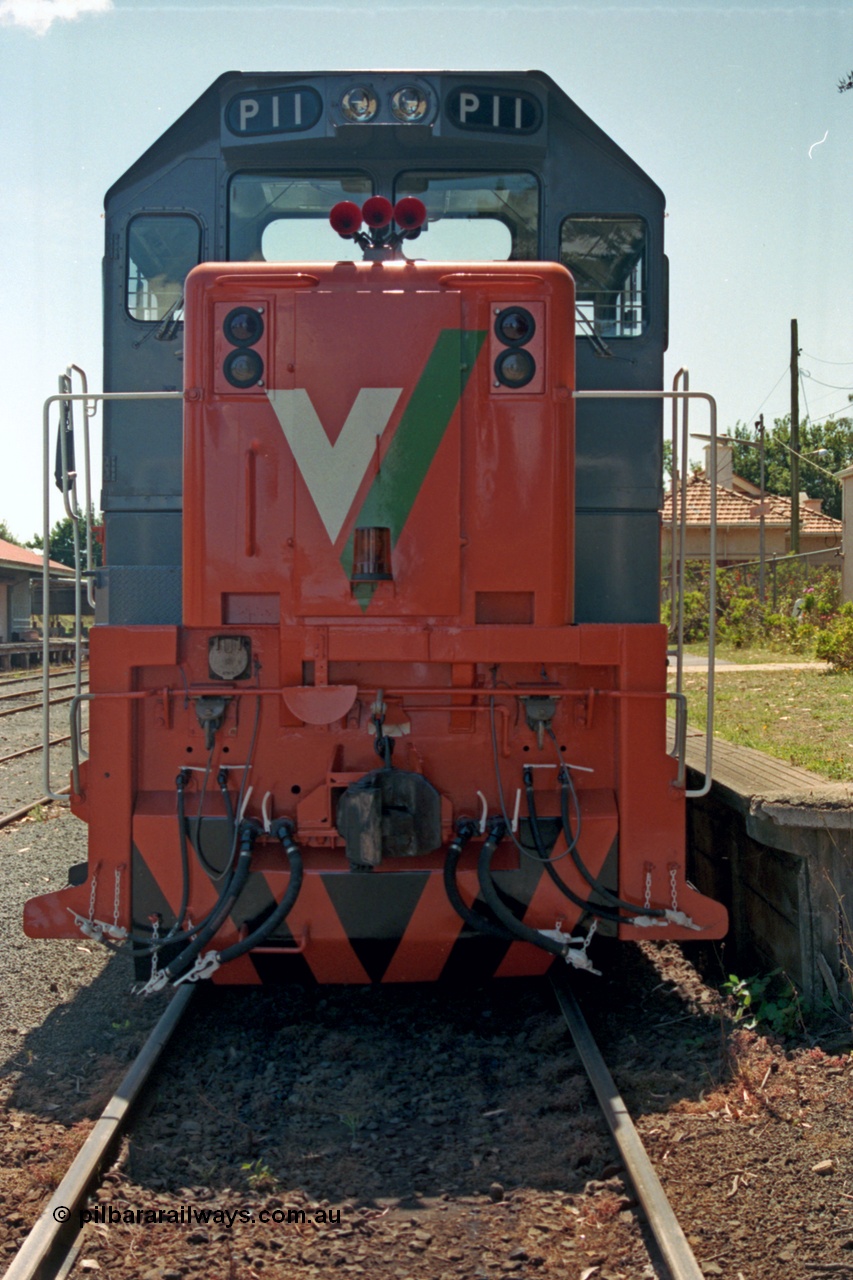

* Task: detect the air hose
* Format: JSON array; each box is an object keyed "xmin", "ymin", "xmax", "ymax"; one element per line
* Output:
[
  {"xmin": 558, "ymin": 767, "xmax": 664, "ymax": 921},
  {"xmin": 215, "ymin": 820, "xmax": 304, "ymax": 964},
  {"xmin": 129, "ymin": 772, "xmax": 241, "ymax": 959},
  {"xmin": 443, "ymin": 818, "xmax": 517, "ymax": 942},
  {"xmin": 476, "ymin": 819, "xmax": 575, "ymax": 960},
  {"xmin": 157, "ymin": 818, "xmax": 259, "ymax": 983},
  {"xmin": 523, "ymin": 770, "xmax": 623, "ymax": 925}
]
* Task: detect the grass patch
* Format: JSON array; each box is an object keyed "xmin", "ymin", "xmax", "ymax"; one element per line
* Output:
[
  {"xmin": 671, "ymin": 667, "xmax": 853, "ymax": 780},
  {"xmin": 680, "ymin": 641, "xmax": 820, "ymax": 665}
]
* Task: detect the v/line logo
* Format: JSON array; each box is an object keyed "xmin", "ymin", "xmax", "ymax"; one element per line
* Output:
[
  {"xmin": 266, "ymin": 387, "xmax": 402, "ymax": 543},
  {"xmin": 265, "ymin": 330, "xmax": 487, "ymax": 587}
]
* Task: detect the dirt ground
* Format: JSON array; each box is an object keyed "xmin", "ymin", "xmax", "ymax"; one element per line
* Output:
[{"xmin": 2, "ymin": 931, "xmax": 853, "ymax": 1280}]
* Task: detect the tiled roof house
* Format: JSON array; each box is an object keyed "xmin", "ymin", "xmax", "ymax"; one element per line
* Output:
[{"xmin": 661, "ymin": 474, "xmax": 842, "ymax": 565}]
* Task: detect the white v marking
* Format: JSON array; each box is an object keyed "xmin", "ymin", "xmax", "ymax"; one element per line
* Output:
[{"xmin": 266, "ymin": 387, "xmax": 402, "ymax": 544}]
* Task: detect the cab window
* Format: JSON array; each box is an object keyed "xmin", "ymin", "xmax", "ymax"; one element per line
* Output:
[
  {"xmin": 126, "ymin": 215, "xmax": 200, "ymax": 322},
  {"xmin": 394, "ymin": 172, "xmax": 538, "ymax": 261},
  {"xmin": 560, "ymin": 217, "xmax": 647, "ymax": 338},
  {"xmin": 229, "ymin": 173, "xmax": 372, "ymax": 262}
]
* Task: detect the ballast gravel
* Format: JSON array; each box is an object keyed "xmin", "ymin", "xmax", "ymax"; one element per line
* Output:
[{"xmin": 2, "ymin": 671, "xmax": 853, "ymax": 1280}]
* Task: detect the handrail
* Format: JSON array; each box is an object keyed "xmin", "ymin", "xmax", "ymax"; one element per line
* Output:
[
  {"xmin": 42, "ymin": 388, "xmax": 183, "ymax": 799},
  {"xmin": 670, "ymin": 369, "xmax": 691, "ymax": 703},
  {"xmin": 574, "ymin": 387, "xmax": 717, "ymax": 798}
]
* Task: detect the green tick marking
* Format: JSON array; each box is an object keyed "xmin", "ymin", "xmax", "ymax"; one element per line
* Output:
[{"xmin": 341, "ymin": 328, "xmax": 486, "ymax": 608}]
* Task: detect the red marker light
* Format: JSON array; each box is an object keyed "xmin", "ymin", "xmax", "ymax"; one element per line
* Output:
[
  {"xmin": 362, "ymin": 196, "xmax": 394, "ymax": 229},
  {"xmin": 329, "ymin": 201, "xmax": 363, "ymax": 237},
  {"xmin": 393, "ymin": 197, "xmax": 427, "ymax": 231}
]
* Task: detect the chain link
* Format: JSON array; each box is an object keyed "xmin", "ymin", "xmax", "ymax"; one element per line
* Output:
[
  {"xmin": 87, "ymin": 866, "xmax": 98, "ymax": 925},
  {"xmin": 669, "ymin": 864, "xmax": 679, "ymax": 912},
  {"xmin": 113, "ymin": 867, "xmax": 122, "ymax": 930},
  {"xmin": 644, "ymin": 863, "xmax": 654, "ymax": 911},
  {"xmin": 149, "ymin": 915, "xmax": 160, "ymax": 982}
]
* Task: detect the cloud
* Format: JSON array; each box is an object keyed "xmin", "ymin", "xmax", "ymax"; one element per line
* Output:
[{"xmin": 0, "ymin": 0, "xmax": 113, "ymax": 36}]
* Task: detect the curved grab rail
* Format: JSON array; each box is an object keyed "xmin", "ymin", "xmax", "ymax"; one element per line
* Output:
[{"xmin": 574, "ymin": 387, "xmax": 716, "ymax": 799}]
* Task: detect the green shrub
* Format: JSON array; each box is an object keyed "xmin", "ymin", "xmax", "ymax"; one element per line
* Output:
[{"xmin": 816, "ymin": 604, "xmax": 853, "ymax": 670}]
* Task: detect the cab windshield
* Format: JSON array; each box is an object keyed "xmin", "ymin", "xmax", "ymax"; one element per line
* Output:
[{"xmin": 227, "ymin": 171, "xmax": 539, "ymax": 263}]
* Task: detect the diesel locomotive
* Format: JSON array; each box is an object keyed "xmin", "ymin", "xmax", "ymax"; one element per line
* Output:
[{"xmin": 25, "ymin": 71, "xmax": 726, "ymax": 986}]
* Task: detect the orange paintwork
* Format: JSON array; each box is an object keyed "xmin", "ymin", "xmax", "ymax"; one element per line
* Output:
[{"xmin": 24, "ymin": 258, "xmax": 727, "ymax": 981}]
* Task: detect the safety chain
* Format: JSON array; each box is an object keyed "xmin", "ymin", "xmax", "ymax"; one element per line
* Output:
[
  {"xmin": 149, "ymin": 915, "xmax": 160, "ymax": 981},
  {"xmin": 113, "ymin": 867, "xmax": 122, "ymax": 933},
  {"xmin": 67, "ymin": 862, "xmax": 126, "ymax": 944},
  {"xmin": 537, "ymin": 917, "xmax": 601, "ymax": 974},
  {"xmin": 88, "ymin": 867, "xmax": 98, "ymax": 926},
  {"xmin": 644, "ymin": 863, "xmax": 653, "ymax": 911}
]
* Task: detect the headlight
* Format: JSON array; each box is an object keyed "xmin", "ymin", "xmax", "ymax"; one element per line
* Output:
[
  {"xmin": 391, "ymin": 86, "xmax": 428, "ymax": 122},
  {"xmin": 341, "ymin": 86, "xmax": 378, "ymax": 122},
  {"xmin": 494, "ymin": 348, "xmax": 536, "ymax": 388},
  {"xmin": 494, "ymin": 307, "xmax": 535, "ymax": 346},
  {"xmin": 223, "ymin": 306, "xmax": 264, "ymax": 347},
  {"xmin": 224, "ymin": 348, "xmax": 264, "ymax": 388}
]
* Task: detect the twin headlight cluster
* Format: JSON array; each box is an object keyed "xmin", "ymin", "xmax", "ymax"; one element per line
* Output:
[
  {"xmin": 341, "ymin": 85, "xmax": 428, "ymax": 124},
  {"xmin": 493, "ymin": 307, "xmax": 536, "ymax": 389},
  {"xmin": 222, "ymin": 306, "xmax": 265, "ymax": 388},
  {"xmin": 220, "ymin": 301, "xmax": 538, "ymax": 393}
]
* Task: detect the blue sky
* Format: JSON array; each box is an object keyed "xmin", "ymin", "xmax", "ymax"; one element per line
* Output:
[{"xmin": 1, "ymin": 0, "xmax": 851, "ymax": 541}]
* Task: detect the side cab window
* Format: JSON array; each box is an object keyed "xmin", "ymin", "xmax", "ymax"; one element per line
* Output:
[
  {"xmin": 560, "ymin": 217, "xmax": 647, "ymax": 339},
  {"xmin": 126, "ymin": 215, "xmax": 201, "ymax": 322}
]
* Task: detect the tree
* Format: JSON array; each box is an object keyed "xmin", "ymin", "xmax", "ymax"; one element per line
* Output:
[
  {"xmin": 26, "ymin": 510, "xmax": 103, "ymax": 569},
  {"xmin": 0, "ymin": 520, "xmax": 22, "ymax": 546},
  {"xmin": 730, "ymin": 415, "xmax": 851, "ymax": 521}
]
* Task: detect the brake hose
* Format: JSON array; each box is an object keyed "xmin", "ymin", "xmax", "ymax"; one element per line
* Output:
[
  {"xmin": 443, "ymin": 819, "xmax": 517, "ymax": 942},
  {"xmin": 523, "ymin": 771, "xmax": 623, "ymax": 925},
  {"xmin": 159, "ymin": 818, "xmax": 259, "ymax": 983},
  {"xmin": 558, "ymin": 767, "xmax": 664, "ymax": 920},
  {"xmin": 476, "ymin": 819, "xmax": 575, "ymax": 959},
  {"xmin": 215, "ymin": 821, "xmax": 304, "ymax": 965}
]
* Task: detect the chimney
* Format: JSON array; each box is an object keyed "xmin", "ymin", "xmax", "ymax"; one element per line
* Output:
[
  {"xmin": 802, "ymin": 496, "xmax": 823, "ymax": 514},
  {"xmin": 703, "ymin": 442, "xmax": 734, "ymax": 489}
]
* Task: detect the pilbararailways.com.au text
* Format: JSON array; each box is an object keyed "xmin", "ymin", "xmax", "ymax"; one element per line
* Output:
[{"xmin": 64, "ymin": 1205, "xmax": 343, "ymax": 1229}]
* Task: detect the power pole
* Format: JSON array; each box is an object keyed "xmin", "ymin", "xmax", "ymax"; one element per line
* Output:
[
  {"xmin": 756, "ymin": 413, "xmax": 766, "ymax": 602},
  {"xmin": 791, "ymin": 318, "xmax": 800, "ymax": 553}
]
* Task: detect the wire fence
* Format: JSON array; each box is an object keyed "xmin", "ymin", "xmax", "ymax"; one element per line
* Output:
[{"xmin": 715, "ymin": 548, "xmax": 842, "ymax": 611}]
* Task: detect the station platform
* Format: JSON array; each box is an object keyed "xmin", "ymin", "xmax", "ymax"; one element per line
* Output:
[
  {"xmin": 684, "ymin": 729, "xmax": 853, "ymax": 1010},
  {"xmin": 0, "ymin": 640, "xmax": 83, "ymax": 670}
]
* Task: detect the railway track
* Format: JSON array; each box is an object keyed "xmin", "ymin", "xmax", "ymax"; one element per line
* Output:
[
  {"xmin": 0, "ymin": 668, "xmax": 89, "ymax": 825},
  {"xmin": 0, "ymin": 665, "xmax": 86, "ymax": 692},
  {"xmin": 3, "ymin": 977, "xmax": 706, "ymax": 1280},
  {"xmin": 3, "ymin": 988, "xmax": 195, "ymax": 1280},
  {"xmin": 0, "ymin": 683, "xmax": 89, "ymax": 722},
  {"xmin": 0, "ymin": 680, "xmax": 82, "ymax": 707}
]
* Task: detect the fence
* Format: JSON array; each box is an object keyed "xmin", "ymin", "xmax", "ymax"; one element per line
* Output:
[
  {"xmin": 662, "ymin": 548, "xmax": 843, "ymax": 621},
  {"xmin": 717, "ymin": 547, "xmax": 842, "ymax": 611}
]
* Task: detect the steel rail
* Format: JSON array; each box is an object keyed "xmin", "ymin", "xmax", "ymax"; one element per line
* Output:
[
  {"xmin": 0, "ymin": 665, "xmax": 81, "ymax": 690},
  {"xmin": 551, "ymin": 976, "xmax": 705, "ymax": 1280},
  {"xmin": 0, "ymin": 728, "xmax": 88, "ymax": 768},
  {"xmin": 3, "ymin": 985, "xmax": 195, "ymax": 1280},
  {"xmin": 0, "ymin": 788, "xmax": 71, "ymax": 830},
  {"xmin": 0, "ymin": 679, "xmax": 82, "ymax": 705},
  {"xmin": 0, "ymin": 692, "xmax": 78, "ymax": 720}
]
